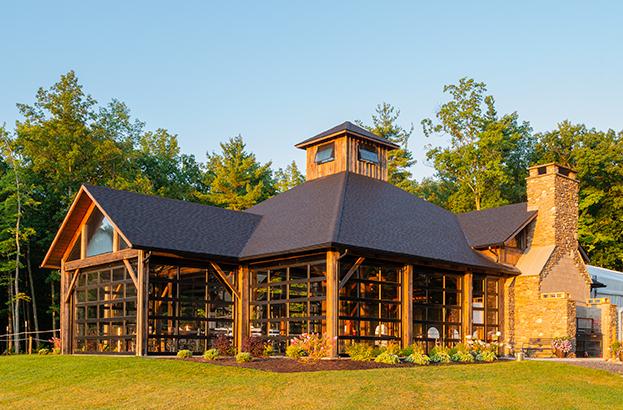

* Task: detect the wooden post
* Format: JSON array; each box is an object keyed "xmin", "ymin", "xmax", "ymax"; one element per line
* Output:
[
  {"xmin": 236, "ymin": 265, "xmax": 250, "ymax": 352},
  {"xmin": 28, "ymin": 336, "xmax": 33, "ymax": 354},
  {"xmin": 135, "ymin": 250, "xmax": 147, "ymax": 356},
  {"xmin": 401, "ymin": 265, "xmax": 413, "ymax": 348},
  {"xmin": 462, "ymin": 272, "xmax": 473, "ymax": 342},
  {"xmin": 326, "ymin": 251, "xmax": 340, "ymax": 357},
  {"xmin": 60, "ymin": 261, "xmax": 71, "ymax": 354},
  {"xmin": 80, "ymin": 224, "xmax": 87, "ymax": 259}
]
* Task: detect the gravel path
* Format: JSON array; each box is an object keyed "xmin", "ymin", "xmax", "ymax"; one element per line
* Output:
[{"xmin": 530, "ymin": 358, "xmax": 623, "ymax": 375}]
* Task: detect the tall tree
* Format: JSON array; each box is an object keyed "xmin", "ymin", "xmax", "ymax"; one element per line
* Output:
[
  {"xmin": 198, "ymin": 136, "xmax": 274, "ymax": 210},
  {"xmin": 534, "ymin": 122, "xmax": 623, "ymax": 270},
  {"xmin": 422, "ymin": 78, "xmax": 534, "ymax": 212},
  {"xmin": 135, "ymin": 128, "xmax": 204, "ymax": 200},
  {"xmin": 274, "ymin": 161, "xmax": 305, "ymax": 193},
  {"xmin": 358, "ymin": 103, "xmax": 416, "ymax": 192},
  {"xmin": 0, "ymin": 127, "xmax": 36, "ymax": 352}
]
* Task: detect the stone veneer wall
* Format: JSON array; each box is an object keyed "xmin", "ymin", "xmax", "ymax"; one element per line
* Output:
[
  {"xmin": 526, "ymin": 167, "xmax": 592, "ymax": 302},
  {"xmin": 509, "ymin": 275, "xmax": 576, "ymax": 357}
]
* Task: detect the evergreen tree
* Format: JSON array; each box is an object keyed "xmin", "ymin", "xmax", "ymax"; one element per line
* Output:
[
  {"xmin": 358, "ymin": 103, "xmax": 416, "ymax": 192},
  {"xmin": 275, "ymin": 161, "xmax": 305, "ymax": 193},
  {"xmin": 199, "ymin": 136, "xmax": 274, "ymax": 210}
]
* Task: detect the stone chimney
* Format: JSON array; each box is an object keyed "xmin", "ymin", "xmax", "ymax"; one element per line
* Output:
[{"xmin": 526, "ymin": 163, "xmax": 579, "ymax": 249}]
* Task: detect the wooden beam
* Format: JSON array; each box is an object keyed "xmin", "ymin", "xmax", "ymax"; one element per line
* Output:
[
  {"xmin": 136, "ymin": 250, "xmax": 147, "ymax": 356},
  {"xmin": 326, "ymin": 250, "xmax": 340, "ymax": 357},
  {"xmin": 338, "ymin": 257, "xmax": 365, "ymax": 289},
  {"xmin": 462, "ymin": 272, "xmax": 473, "ymax": 342},
  {"xmin": 61, "ymin": 202, "xmax": 96, "ymax": 263},
  {"xmin": 64, "ymin": 269, "xmax": 81, "ymax": 304},
  {"xmin": 64, "ymin": 248, "xmax": 139, "ymax": 271},
  {"xmin": 80, "ymin": 223, "xmax": 88, "ymax": 259},
  {"xmin": 236, "ymin": 265, "xmax": 250, "ymax": 352},
  {"xmin": 401, "ymin": 265, "xmax": 413, "ymax": 348},
  {"xmin": 60, "ymin": 261, "xmax": 70, "ymax": 354},
  {"xmin": 209, "ymin": 261, "xmax": 240, "ymax": 299},
  {"xmin": 112, "ymin": 231, "xmax": 120, "ymax": 252},
  {"xmin": 123, "ymin": 259, "xmax": 139, "ymax": 289}
]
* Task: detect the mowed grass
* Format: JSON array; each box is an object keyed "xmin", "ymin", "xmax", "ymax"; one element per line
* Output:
[{"xmin": 1, "ymin": 356, "xmax": 622, "ymax": 409}]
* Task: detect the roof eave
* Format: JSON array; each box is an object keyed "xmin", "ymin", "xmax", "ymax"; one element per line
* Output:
[{"xmin": 295, "ymin": 129, "xmax": 400, "ymax": 150}]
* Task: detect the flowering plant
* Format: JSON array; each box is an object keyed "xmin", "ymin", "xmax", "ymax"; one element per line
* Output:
[
  {"xmin": 289, "ymin": 333, "xmax": 334, "ymax": 362},
  {"xmin": 552, "ymin": 336, "xmax": 573, "ymax": 355}
]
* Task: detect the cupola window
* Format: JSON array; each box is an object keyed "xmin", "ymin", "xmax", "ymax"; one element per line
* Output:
[
  {"xmin": 314, "ymin": 142, "xmax": 335, "ymax": 164},
  {"xmin": 358, "ymin": 144, "xmax": 379, "ymax": 164}
]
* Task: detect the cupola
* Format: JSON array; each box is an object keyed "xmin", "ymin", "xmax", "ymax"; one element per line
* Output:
[{"xmin": 295, "ymin": 121, "xmax": 399, "ymax": 181}]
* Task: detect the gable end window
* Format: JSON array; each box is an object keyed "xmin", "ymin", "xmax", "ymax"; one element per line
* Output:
[
  {"xmin": 314, "ymin": 143, "xmax": 335, "ymax": 164},
  {"xmin": 358, "ymin": 145, "xmax": 379, "ymax": 164}
]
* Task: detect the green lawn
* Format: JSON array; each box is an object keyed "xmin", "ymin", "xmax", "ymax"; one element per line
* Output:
[{"xmin": 0, "ymin": 356, "xmax": 622, "ymax": 409}]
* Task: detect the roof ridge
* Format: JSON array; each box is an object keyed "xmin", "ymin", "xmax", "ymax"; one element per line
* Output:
[
  {"xmin": 330, "ymin": 172, "xmax": 350, "ymax": 244},
  {"xmin": 458, "ymin": 201, "xmax": 529, "ymax": 216}
]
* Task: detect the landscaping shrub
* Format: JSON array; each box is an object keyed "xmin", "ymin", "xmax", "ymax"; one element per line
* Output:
[
  {"xmin": 451, "ymin": 351, "xmax": 475, "ymax": 363},
  {"xmin": 288, "ymin": 333, "xmax": 333, "ymax": 362},
  {"xmin": 177, "ymin": 349, "xmax": 193, "ymax": 359},
  {"xmin": 212, "ymin": 334, "xmax": 235, "ymax": 356},
  {"xmin": 263, "ymin": 343, "xmax": 274, "ymax": 357},
  {"xmin": 476, "ymin": 351, "xmax": 497, "ymax": 362},
  {"xmin": 551, "ymin": 336, "xmax": 573, "ymax": 358},
  {"xmin": 236, "ymin": 352, "xmax": 252, "ymax": 363},
  {"xmin": 37, "ymin": 348, "xmax": 50, "ymax": 355},
  {"xmin": 203, "ymin": 348, "xmax": 219, "ymax": 361},
  {"xmin": 242, "ymin": 336, "xmax": 267, "ymax": 357},
  {"xmin": 399, "ymin": 345, "xmax": 414, "ymax": 357},
  {"xmin": 346, "ymin": 343, "xmax": 374, "ymax": 362},
  {"xmin": 374, "ymin": 351, "xmax": 400, "ymax": 364},
  {"xmin": 285, "ymin": 344, "xmax": 307, "ymax": 360},
  {"xmin": 429, "ymin": 345, "xmax": 451, "ymax": 364},
  {"xmin": 383, "ymin": 342, "xmax": 401, "ymax": 355},
  {"xmin": 405, "ymin": 352, "xmax": 430, "ymax": 365}
]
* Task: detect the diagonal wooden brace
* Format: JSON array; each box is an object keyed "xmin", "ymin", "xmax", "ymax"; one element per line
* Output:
[
  {"xmin": 209, "ymin": 261, "xmax": 240, "ymax": 299},
  {"xmin": 339, "ymin": 257, "xmax": 365, "ymax": 289},
  {"xmin": 123, "ymin": 258, "xmax": 139, "ymax": 289},
  {"xmin": 64, "ymin": 269, "xmax": 81, "ymax": 304}
]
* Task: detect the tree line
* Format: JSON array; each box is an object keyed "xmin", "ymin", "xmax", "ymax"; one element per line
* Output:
[{"xmin": 1, "ymin": 72, "xmax": 621, "ymax": 352}]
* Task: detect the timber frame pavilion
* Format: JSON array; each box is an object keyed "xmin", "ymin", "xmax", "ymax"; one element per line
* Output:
[{"xmin": 42, "ymin": 121, "xmax": 516, "ymax": 356}]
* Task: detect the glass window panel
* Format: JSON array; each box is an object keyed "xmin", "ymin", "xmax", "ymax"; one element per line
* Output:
[
  {"xmin": 445, "ymin": 308, "xmax": 462, "ymax": 324},
  {"xmin": 429, "ymin": 275, "xmax": 443, "ymax": 289},
  {"xmin": 270, "ymin": 269, "xmax": 286, "ymax": 283},
  {"xmin": 445, "ymin": 275, "xmax": 460, "ymax": 291},
  {"xmin": 430, "ymin": 290, "xmax": 443, "ymax": 305},
  {"xmin": 445, "ymin": 291, "xmax": 460, "ymax": 306},
  {"xmin": 85, "ymin": 209, "xmax": 114, "ymax": 257},
  {"xmin": 360, "ymin": 282, "xmax": 380, "ymax": 299},
  {"xmin": 112, "ymin": 268, "xmax": 125, "ymax": 282},
  {"xmin": 358, "ymin": 145, "xmax": 379, "ymax": 164},
  {"xmin": 487, "ymin": 310, "xmax": 498, "ymax": 325},
  {"xmin": 314, "ymin": 143, "xmax": 334, "ymax": 164},
  {"xmin": 473, "ymin": 309, "xmax": 485, "ymax": 325},
  {"xmin": 309, "ymin": 301, "xmax": 324, "ymax": 317},
  {"xmin": 289, "ymin": 302, "xmax": 307, "ymax": 317},
  {"xmin": 310, "ymin": 263, "xmax": 325, "ymax": 278},
  {"xmin": 288, "ymin": 266, "xmax": 308, "ymax": 281},
  {"xmin": 487, "ymin": 279, "xmax": 498, "ymax": 295},
  {"xmin": 428, "ymin": 307, "xmax": 443, "ymax": 322},
  {"xmin": 446, "ymin": 325, "xmax": 462, "ymax": 340},
  {"xmin": 289, "ymin": 282, "xmax": 308, "ymax": 299},
  {"xmin": 270, "ymin": 284, "xmax": 286, "ymax": 301},
  {"xmin": 382, "ymin": 284, "xmax": 399, "ymax": 301},
  {"xmin": 413, "ymin": 306, "xmax": 425, "ymax": 321}
]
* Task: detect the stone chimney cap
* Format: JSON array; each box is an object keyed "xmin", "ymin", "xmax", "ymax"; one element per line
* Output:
[{"xmin": 527, "ymin": 163, "xmax": 577, "ymax": 180}]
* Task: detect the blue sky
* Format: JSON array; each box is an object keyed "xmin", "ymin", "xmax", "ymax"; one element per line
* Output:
[{"xmin": 2, "ymin": 1, "xmax": 622, "ymax": 179}]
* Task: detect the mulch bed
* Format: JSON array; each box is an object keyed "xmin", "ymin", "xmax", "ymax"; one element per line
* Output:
[
  {"xmin": 185, "ymin": 356, "xmax": 496, "ymax": 373},
  {"xmin": 188, "ymin": 356, "xmax": 419, "ymax": 372}
]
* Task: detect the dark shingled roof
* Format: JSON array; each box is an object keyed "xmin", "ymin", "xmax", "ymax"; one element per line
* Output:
[
  {"xmin": 295, "ymin": 121, "xmax": 400, "ymax": 150},
  {"xmin": 242, "ymin": 172, "xmax": 505, "ymax": 271},
  {"xmin": 457, "ymin": 202, "xmax": 537, "ymax": 248},
  {"xmin": 74, "ymin": 173, "xmax": 512, "ymax": 273},
  {"xmin": 84, "ymin": 185, "xmax": 261, "ymax": 259}
]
